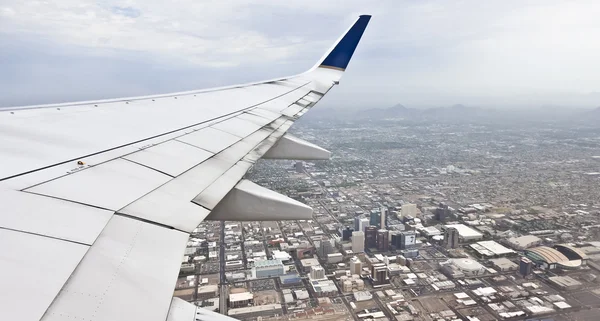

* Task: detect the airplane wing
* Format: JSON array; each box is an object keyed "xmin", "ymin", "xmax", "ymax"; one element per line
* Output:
[{"xmin": 0, "ymin": 15, "xmax": 371, "ymax": 321}]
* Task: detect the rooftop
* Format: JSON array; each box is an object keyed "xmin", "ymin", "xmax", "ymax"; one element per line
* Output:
[
  {"xmin": 444, "ymin": 224, "xmax": 483, "ymax": 238},
  {"xmin": 254, "ymin": 259, "xmax": 283, "ymax": 268},
  {"xmin": 475, "ymin": 240, "xmax": 515, "ymax": 255}
]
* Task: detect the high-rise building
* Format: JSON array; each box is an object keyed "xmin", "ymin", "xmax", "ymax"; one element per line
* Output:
[
  {"xmin": 365, "ymin": 226, "xmax": 378, "ymax": 249},
  {"xmin": 370, "ymin": 212, "xmax": 381, "ymax": 228},
  {"xmin": 310, "ymin": 265, "xmax": 326, "ymax": 280},
  {"xmin": 372, "ymin": 264, "xmax": 389, "ymax": 285},
  {"xmin": 399, "ymin": 231, "xmax": 416, "ymax": 250},
  {"xmin": 354, "ymin": 216, "xmax": 362, "ymax": 232},
  {"xmin": 318, "ymin": 239, "xmax": 334, "ymax": 258},
  {"xmin": 520, "ymin": 257, "xmax": 533, "ymax": 276},
  {"xmin": 350, "ymin": 257, "xmax": 362, "ymax": 275},
  {"xmin": 443, "ymin": 227, "xmax": 459, "ymax": 249},
  {"xmin": 380, "ymin": 206, "xmax": 387, "ymax": 229},
  {"xmin": 342, "ymin": 227, "xmax": 353, "ymax": 241},
  {"xmin": 359, "ymin": 217, "xmax": 369, "ymax": 232},
  {"xmin": 377, "ymin": 229, "xmax": 389, "ymax": 252},
  {"xmin": 401, "ymin": 203, "xmax": 418, "ymax": 218},
  {"xmin": 352, "ymin": 231, "xmax": 365, "ymax": 253},
  {"xmin": 294, "ymin": 161, "xmax": 305, "ymax": 173},
  {"xmin": 435, "ymin": 203, "xmax": 451, "ymax": 221}
]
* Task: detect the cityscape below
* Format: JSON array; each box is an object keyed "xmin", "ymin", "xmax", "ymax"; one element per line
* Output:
[{"xmin": 174, "ymin": 110, "xmax": 600, "ymax": 321}]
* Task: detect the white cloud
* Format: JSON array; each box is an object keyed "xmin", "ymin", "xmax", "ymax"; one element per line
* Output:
[{"xmin": 1, "ymin": 0, "xmax": 600, "ymax": 108}]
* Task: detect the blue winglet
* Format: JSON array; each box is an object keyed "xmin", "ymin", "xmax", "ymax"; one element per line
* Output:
[{"xmin": 318, "ymin": 15, "xmax": 371, "ymax": 71}]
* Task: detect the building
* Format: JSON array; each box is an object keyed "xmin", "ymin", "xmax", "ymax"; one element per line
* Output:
[
  {"xmin": 253, "ymin": 259, "xmax": 285, "ymax": 278},
  {"xmin": 380, "ymin": 206, "xmax": 387, "ymax": 229},
  {"xmin": 441, "ymin": 259, "xmax": 485, "ymax": 278},
  {"xmin": 444, "ymin": 224, "xmax": 483, "ymax": 241},
  {"xmin": 490, "ymin": 258, "xmax": 518, "ymax": 272},
  {"xmin": 505, "ymin": 235, "xmax": 542, "ymax": 250},
  {"xmin": 310, "ymin": 279, "xmax": 338, "ymax": 297},
  {"xmin": 300, "ymin": 258, "xmax": 320, "ymax": 272},
  {"xmin": 524, "ymin": 246, "xmax": 582, "ymax": 270},
  {"xmin": 420, "ymin": 226, "xmax": 442, "ymax": 238},
  {"xmin": 227, "ymin": 304, "xmax": 283, "ymax": 319},
  {"xmin": 520, "ymin": 257, "xmax": 533, "ymax": 276},
  {"xmin": 327, "ymin": 253, "xmax": 343, "ymax": 263},
  {"xmin": 470, "ymin": 240, "xmax": 515, "ymax": 258},
  {"xmin": 340, "ymin": 227, "xmax": 352, "ymax": 242},
  {"xmin": 310, "ymin": 265, "xmax": 326, "ymax": 280},
  {"xmin": 370, "ymin": 212, "xmax": 381, "ymax": 228},
  {"xmin": 354, "ymin": 216, "xmax": 360, "ymax": 232},
  {"xmin": 401, "ymin": 248, "xmax": 419, "ymax": 259},
  {"xmin": 350, "ymin": 257, "xmax": 362, "ymax": 275},
  {"xmin": 399, "ymin": 230, "xmax": 416, "ymax": 250},
  {"xmin": 554, "ymin": 244, "xmax": 589, "ymax": 264},
  {"xmin": 342, "ymin": 280, "xmax": 353, "ymax": 292},
  {"xmin": 401, "ymin": 203, "xmax": 417, "ymax": 218},
  {"xmin": 229, "ymin": 292, "xmax": 254, "ymax": 308},
  {"xmin": 353, "ymin": 291, "xmax": 373, "ymax": 302},
  {"xmin": 548, "ymin": 276, "xmax": 583, "ymax": 291},
  {"xmin": 317, "ymin": 239, "xmax": 335, "ymax": 258},
  {"xmin": 197, "ymin": 285, "xmax": 219, "ymax": 300},
  {"xmin": 372, "ymin": 264, "xmax": 389, "ymax": 285},
  {"xmin": 294, "ymin": 161, "xmax": 304, "ymax": 173},
  {"xmin": 443, "ymin": 227, "xmax": 459, "ymax": 249},
  {"xmin": 435, "ymin": 203, "xmax": 451, "ymax": 221},
  {"xmin": 365, "ymin": 226, "xmax": 378, "ymax": 249},
  {"xmin": 377, "ymin": 229, "xmax": 389, "ymax": 252},
  {"xmin": 280, "ymin": 273, "xmax": 302, "ymax": 286},
  {"xmin": 352, "ymin": 231, "xmax": 365, "ymax": 253},
  {"xmin": 354, "ymin": 216, "xmax": 369, "ymax": 233}
]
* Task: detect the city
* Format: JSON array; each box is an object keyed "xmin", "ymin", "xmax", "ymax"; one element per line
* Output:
[{"xmin": 174, "ymin": 109, "xmax": 600, "ymax": 321}]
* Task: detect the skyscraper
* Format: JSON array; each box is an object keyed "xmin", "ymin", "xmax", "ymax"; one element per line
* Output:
[
  {"xmin": 401, "ymin": 203, "xmax": 417, "ymax": 218},
  {"xmin": 399, "ymin": 231, "xmax": 416, "ymax": 250},
  {"xmin": 365, "ymin": 226, "xmax": 378, "ymax": 249},
  {"xmin": 372, "ymin": 265, "xmax": 388, "ymax": 285},
  {"xmin": 520, "ymin": 257, "xmax": 533, "ymax": 276},
  {"xmin": 310, "ymin": 265, "xmax": 326, "ymax": 280},
  {"xmin": 342, "ymin": 227, "xmax": 353, "ymax": 241},
  {"xmin": 359, "ymin": 217, "xmax": 369, "ymax": 232},
  {"xmin": 352, "ymin": 231, "xmax": 365, "ymax": 253},
  {"xmin": 443, "ymin": 227, "xmax": 459, "ymax": 249},
  {"xmin": 354, "ymin": 216, "xmax": 361, "ymax": 231},
  {"xmin": 435, "ymin": 203, "xmax": 451, "ymax": 221},
  {"xmin": 370, "ymin": 212, "xmax": 381, "ymax": 228},
  {"xmin": 350, "ymin": 257, "xmax": 362, "ymax": 275},
  {"xmin": 377, "ymin": 229, "xmax": 389, "ymax": 252},
  {"xmin": 318, "ymin": 239, "xmax": 334, "ymax": 258},
  {"xmin": 380, "ymin": 206, "xmax": 387, "ymax": 229}
]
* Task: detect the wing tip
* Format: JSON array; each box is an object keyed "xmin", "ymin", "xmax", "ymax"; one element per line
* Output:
[{"xmin": 316, "ymin": 15, "xmax": 371, "ymax": 72}]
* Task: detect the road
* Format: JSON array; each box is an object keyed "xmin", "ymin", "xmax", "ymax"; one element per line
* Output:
[{"xmin": 219, "ymin": 221, "xmax": 228, "ymax": 314}]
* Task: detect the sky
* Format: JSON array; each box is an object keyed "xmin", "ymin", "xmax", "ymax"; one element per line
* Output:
[{"xmin": 1, "ymin": 0, "xmax": 600, "ymax": 109}]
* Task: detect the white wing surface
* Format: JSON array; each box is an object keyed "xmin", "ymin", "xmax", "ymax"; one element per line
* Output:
[{"xmin": 0, "ymin": 15, "xmax": 371, "ymax": 321}]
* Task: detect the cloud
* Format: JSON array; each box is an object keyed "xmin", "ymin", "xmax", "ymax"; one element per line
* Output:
[
  {"xmin": 1, "ymin": 1, "xmax": 600, "ymax": 108},
  {"xmin": 110, "ymin": 6, "xmax": 141, "ymax": 18}
]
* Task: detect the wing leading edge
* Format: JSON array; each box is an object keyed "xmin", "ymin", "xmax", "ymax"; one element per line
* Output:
[{"xmin": 0, "ymin": 15, "xmax": 371, "ymax": 321}]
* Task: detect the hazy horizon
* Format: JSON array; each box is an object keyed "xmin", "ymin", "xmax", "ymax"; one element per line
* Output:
[{"xmin": 2, "ymin": 1, "xmax": 600, "ymax": 109}]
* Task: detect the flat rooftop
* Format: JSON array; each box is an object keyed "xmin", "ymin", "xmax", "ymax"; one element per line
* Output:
[{"xmin": 444, "ymin": 224, "xmax": 483, "ymax": 239}]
